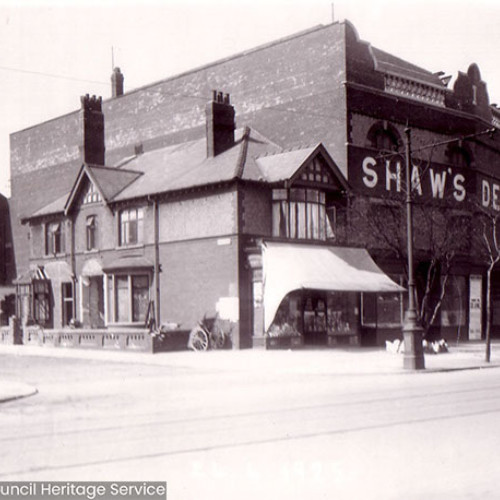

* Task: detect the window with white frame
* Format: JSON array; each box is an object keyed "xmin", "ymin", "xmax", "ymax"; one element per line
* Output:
[
  {"xmin": 45, "ymin": 221, "xmax": 65, "ymax": 255},
  {"xmin": 119, "ymin": 207, "xmax": 144, "ymax": 246},
  {"xmin": 106, "ymin": 273, "xmax": 150, "ymax": 324}
]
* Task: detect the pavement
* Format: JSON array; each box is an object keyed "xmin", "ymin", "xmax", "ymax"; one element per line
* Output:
[{"xmin": 1, "ymin": 340, "xmax": 499, "ymax": 403}]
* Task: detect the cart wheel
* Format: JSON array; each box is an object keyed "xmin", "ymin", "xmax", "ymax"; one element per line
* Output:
[{"xmin": 189, "ymin": 327, "xmax": 209, "ymax": 351}]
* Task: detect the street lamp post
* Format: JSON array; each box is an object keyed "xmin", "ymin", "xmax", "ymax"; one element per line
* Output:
[{"xmin": 403, "ymin": 127, "xmax": 425, "ymax": 370}]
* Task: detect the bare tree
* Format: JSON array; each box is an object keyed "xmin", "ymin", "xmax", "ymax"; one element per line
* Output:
[
  {"xmin": 473, "ymin": 207, "xmax": 500, "ymax": 362},
  {"xmin": 350, "ymin": 195, "xmax": 469, "ymax": 338}
]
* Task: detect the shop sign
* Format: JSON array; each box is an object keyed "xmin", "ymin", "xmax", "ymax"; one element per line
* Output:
[
  {"xmin": 348, "ymin": 146, "xmax": 472, "ymax": 203},
  {"xmin": 469, "ymin": 275, "xmax": 482, "ymax": 340},
  {"xmin": 479, "ymin": 174, "xmax": 500, "ymax": 211}
]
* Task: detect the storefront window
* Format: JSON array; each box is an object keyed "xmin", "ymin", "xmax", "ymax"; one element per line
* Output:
[
  {"xmin": 326, "ymin": 292, "xmax": 357, "ymax": 334},
  {"xmin": 268, "ymin": 292, "xmax": 302, "ymax": 337},
  {"xmin": 362, "ymin": 284, "xmax": 403, "ymax": 328}
]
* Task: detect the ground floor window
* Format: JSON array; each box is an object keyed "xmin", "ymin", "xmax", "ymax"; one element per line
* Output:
[
  {"xmin": 33, "ymin": 280, "xmax": 51, "ymax": 326},
  {"xmin": 361, "ymin": 277, "xmax": 404, "ymax": 328},
  {"xmin": 106, "ymin": 273, "xmax": 150, "ymax": 324}
]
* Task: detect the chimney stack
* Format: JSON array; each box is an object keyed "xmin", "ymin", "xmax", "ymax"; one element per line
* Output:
[
  {"xmin": 206, "ymin": 90, "xmax": 235, "ymax": 157},
  {"xmin": 80, "ymin": 94, "xmax": 105, "ymax": 165},
  {"xmin": 111, "ymin": 67, "xmax": 124, "ymax": 98}
]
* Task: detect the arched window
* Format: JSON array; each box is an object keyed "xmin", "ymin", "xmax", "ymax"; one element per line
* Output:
[
  {"xmin": 367, "ymin": 123, "xmax": 401, "ymax": 152},
  {"xmin": 446, "ymin": 144, "xmax": 471, "ymax": 168}
]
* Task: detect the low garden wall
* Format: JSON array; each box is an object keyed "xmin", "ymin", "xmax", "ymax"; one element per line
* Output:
[{"xmin": 0, "ymin": 318, "xmax": 190, "ymax": 353}]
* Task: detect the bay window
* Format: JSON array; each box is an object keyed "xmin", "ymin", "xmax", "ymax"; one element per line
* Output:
[
  {"xmin": 33, "ymin": 280, "xmax": 52, "ymax": 326},
  {"xmin": 106, "ymin": 273, "xmax": 150, "ymax": 324},
  {"xmin": 272, "ymin": 188, "xmax": 335, "ymax": 240}
]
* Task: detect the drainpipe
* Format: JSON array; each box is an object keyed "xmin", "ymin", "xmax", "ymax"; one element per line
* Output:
[
  {"xmin": 69, "ymin": 217, "xmax": 77, "ymax": 321},
  {"xmin": 153, "ymin": 198, "xmax": 161, "ymax": 327}
]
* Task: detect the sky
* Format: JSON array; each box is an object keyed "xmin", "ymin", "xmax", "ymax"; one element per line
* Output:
[{"xmin": 1, "ymin": 0, "xmax": 500, "ymax": 197}]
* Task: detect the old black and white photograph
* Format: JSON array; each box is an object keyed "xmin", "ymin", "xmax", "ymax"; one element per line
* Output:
[{"xmin": 1, "ymin": 0, "xmax": 500, "ymax": 499}]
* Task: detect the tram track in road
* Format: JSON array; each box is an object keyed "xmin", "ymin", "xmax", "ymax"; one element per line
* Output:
[
  {"xmin": 2, "ymin": 378, "xmax": 500, "ymax": 445},
  {"xmin": 2, "ymin": 399, "xmax": 500, "ymax": 480},
  {"xmin": 2, "ymin": 375, "xmax": 500, "ymax": 479}
]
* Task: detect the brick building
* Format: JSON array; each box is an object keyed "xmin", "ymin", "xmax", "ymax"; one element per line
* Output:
[
  {"xmin": 9, "ymin": 21, "xmax": 500, "ymax": 348},
  {"xmin": 0, "ymin": 193, "xmax": 15, "ymax": 324}
]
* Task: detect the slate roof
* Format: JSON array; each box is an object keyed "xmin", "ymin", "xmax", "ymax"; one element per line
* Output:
[
  {"xmin": 87, "ymin": 165, "xmax": 142, "ymax": 202},
  {"xmin": 110, "ymin": 127, "xmax": 281, "ymax": 202},
  {"xmin": 26, "ymin": 127, "xmax": 319, "ymax": 219},
  {"xmin": 30, "ymin": 193, "xmax": 68, "ymax": 218},
  {"xmin": 256, "ymin": 146, "xmax": 318, "ymax": 183}
]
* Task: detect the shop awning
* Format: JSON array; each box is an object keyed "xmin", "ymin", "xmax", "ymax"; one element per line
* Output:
[{"xmin": 262, "ymin": 242, "xmax": 405, "ymax": 331}]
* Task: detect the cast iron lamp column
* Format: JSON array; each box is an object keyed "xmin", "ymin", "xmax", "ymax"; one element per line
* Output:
[{"xmin": 403, "ymin": 127, "xmax": 425, "ymax": 370}]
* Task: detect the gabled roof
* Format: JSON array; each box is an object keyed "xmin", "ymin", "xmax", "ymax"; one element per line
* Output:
[
  {"xmin": 64, "ymin": 163, "xmax": 142, "ymax": 215},
  {"xmin": 256, "ymin": 143, "xmax": 349, "ymax": 190},
  {"xmin": 24, "ymin": 127, "xmax": 347, "ymax": 221}
]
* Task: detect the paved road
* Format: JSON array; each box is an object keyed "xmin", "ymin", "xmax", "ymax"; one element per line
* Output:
[{"xmin": 1, "ymin": 352, "xmax": 500, "ymax": 500}]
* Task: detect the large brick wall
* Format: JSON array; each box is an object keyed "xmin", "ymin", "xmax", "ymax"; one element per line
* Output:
[
  {"xmin": 10, "ymin": 22, "xmax": 349, "ymax": 279},
  {"xmin": 158, "ymin": 236, "xmax": 239, "ymax": 335},
  {"xmin": 10, "ymin": 161, "xmax": 81, "ymax": 275},
  {"xmin": 240, "ymin": 184, "xmax": 272, "ymax": 236},
  {"xmin": 159, "ymin": 189, "xmax": 237, "ymax": 242}
]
